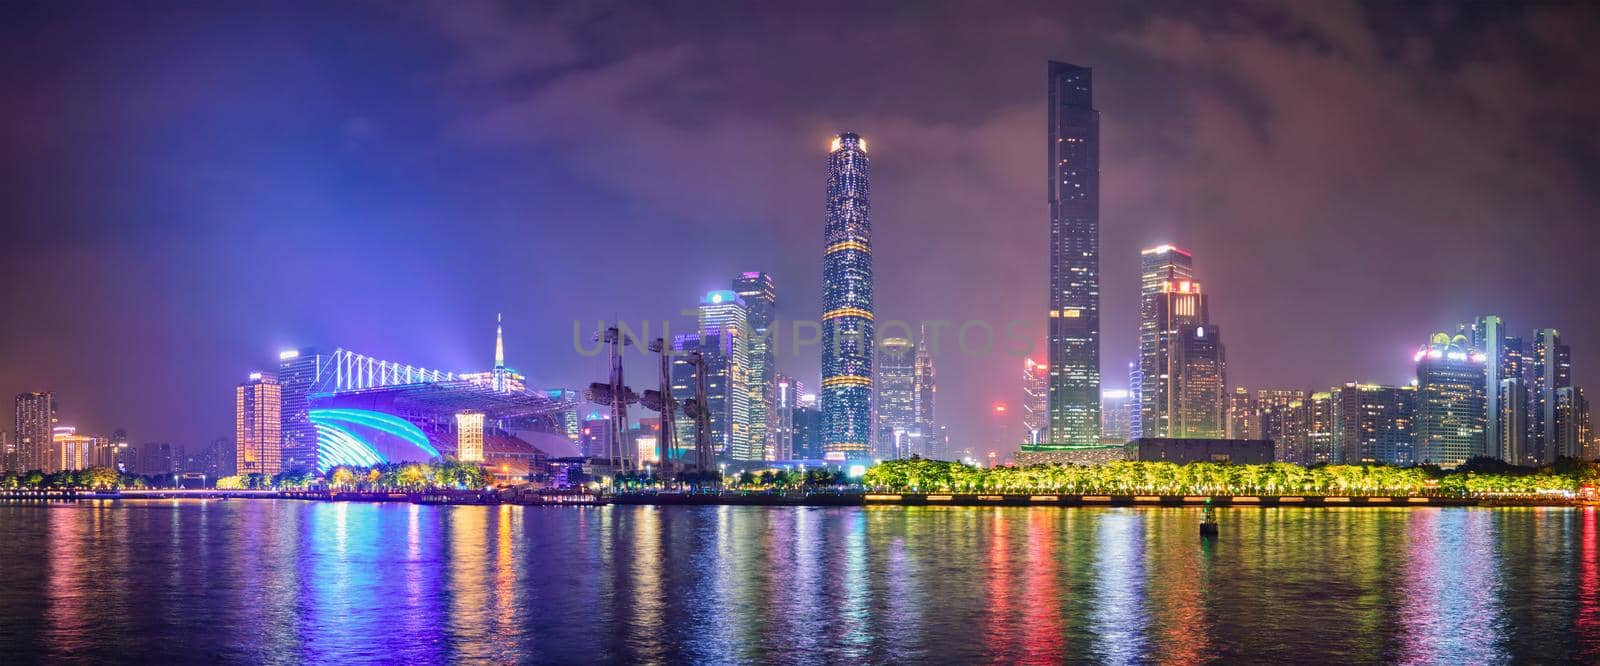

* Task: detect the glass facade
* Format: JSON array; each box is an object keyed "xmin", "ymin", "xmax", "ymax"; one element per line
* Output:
[
  {"xmin": 1046, "ymin": 61, "xmax": 1101, "ymax": 446},
  {"xmin": 876, "ymin": 337, "xmax": 916, "ymax": 458},
  {"xmin": 733, "ymin": 272, "xmax": 776, "ymax": 459},
  {"xmin": 1414, "ymin": 333, "xmax": 1487, "ymax": 468},
  {"xmin": 822, "ymin": 132, "xmax": 874, "ymax": 459}
]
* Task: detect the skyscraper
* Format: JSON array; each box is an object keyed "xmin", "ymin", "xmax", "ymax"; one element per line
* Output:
[
  {"xmin": 1468, "ymin": 316, "xmax": 1511, "ymax": 460},
  {"xmin": 733, "ymin": 272, "xmax": 777, "ymax": 459},
  {"xmin": 1101, "ymin": 389, "xmax": 1132, "ymax": 442},
  {"xmin": 1138, "ymin": 246, "xmax": 1224, "ymax": 438},
  {"xmin": 822, "ymin": 131, "xmax": 874, "ymax": 460},
  {"xmin": 1023, "ymin": 358, "xmax": 1049, "ymax": 445},
  {"xmin": 876, "ymin": 337, "xmax": 917, "ymax": 458},
  {"xmin": 236, "ymin": 372, "xmax": 282, "ymax": 477},
  {"xmin": 1414, "ymin": 333, "xmax": 1487, "ymax": 468},
  {"xmin": 774, "ymin": 376, "xmax": 799, "ymax": 461},
  {"xmin": 1046, "ymin": 60, "xmax": 1101, "ymax": 446},
  {"xmin": 913, "ymin": 324, "xmax": 937, "ymax": 447},
  {"xmin": 1227, "ymin": 387, "xmax": 1258, "ymax": 440},
  {"xmin": 13, "ymin": 392, "xmax": 56, "ymax": 472},
  {"xmin": 1530, "ymin": 328, "xmax": 1571, "ymax": 465},
  {"xmin": 51, "ymin": 426, "xmax": 96, "ymax": 472},
  {"xmin": 1257, "ymin": 389, "xmax": 1308, "ymax": 463},
  {"xmin": 276, "ymin": 348, "xmax": 328, "ymax": 472},
  {"xmin": 1128, "ymin": 362, "xmax": 1143, "ymax": 439},
  {"xmin": 1555, "ymin": 386, "xmax": 1591, "ymax": 460},
  {"xmin": 792, "ymin": 392, "xmax": 822, "ymax": 460},
  {"xmin": 1332, "ymin": 383, "xmax": 1416, "ymax": 466}
]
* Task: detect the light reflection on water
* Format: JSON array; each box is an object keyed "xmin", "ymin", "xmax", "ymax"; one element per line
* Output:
[{"xmin": 1, "ymin": 502, "xmax": 1597, "ymax": 664}]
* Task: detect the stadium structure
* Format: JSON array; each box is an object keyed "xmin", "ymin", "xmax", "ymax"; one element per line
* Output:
[{"xmin": 279, "ymin": 316, "xmax": 580, "ymax": 478}]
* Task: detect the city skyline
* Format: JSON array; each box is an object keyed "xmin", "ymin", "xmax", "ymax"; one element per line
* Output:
[{"xmin": 3, "ymin": 3, "xmax": 1600, "ymax": 457}]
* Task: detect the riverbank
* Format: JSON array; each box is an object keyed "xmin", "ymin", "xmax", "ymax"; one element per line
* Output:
[{"xmin": 610, "ymin": 491, "xmax": 1485, "ymax": 507}]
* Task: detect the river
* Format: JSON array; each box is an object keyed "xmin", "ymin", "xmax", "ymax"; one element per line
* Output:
[{"xmin": 0, "ymin": 501, "xmax": 1595, "ymax": 664}]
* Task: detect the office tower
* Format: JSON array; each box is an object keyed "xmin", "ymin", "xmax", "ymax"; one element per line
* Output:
[
  {"xmin": 1227, "ymin": 387, "xmax": 1258, "ymax": 440},
  {"xmin": 1138, "ymin": 246, "xmax": 1225, "ymax": 438},
  {"xmin": 697, "ymin": 290, "xmax": 755, "ymax": 460},
  {"xmin": 1307, "ymin": 391, "xmax": 1338, "ymax": 465},
  {"xmin": 579, "ymin": 412, "xmax": 612, "ymax": 459},
  {"xmin": 194, "ymin": 436, "xmax": 232, "ymax": 477},
  {"xmin": 1046, "ymin": 61, "xmax": 1102, "ymax": 446},
  {"xmin": 236, "ymin": 372, "xmax": 282, "ymax": 477},
  {"xmin": 1414, "ymin": 333, "xmax": 1487, "ymax": 468},
  {"xmin": 111, "ymin": 428, "xmax": 137, "ymax": 473},
  {"xmin": 1467, "ymin": 317, "xmax": 1510, "ymax": 460},
  {"xmin": 734, "ymin": 272, "xmax": 777, "ymax": 460},
  {"xmin": 1175, "ymin": 324, "xmax": 1227, "ymax": 438},
  {"xmin": 792, "ymin": 393, "xmax": 822, "ymax": 460},
  {"xmin": 0, "ymin": 431, "xmax": 10, "ymax": 473},
  {"xmin": 1332, "ymin": 383, "xmax": 1416, "ymax": 466},
  {"xmin": 1128, "ymin": 362, "xmax": 1143, "ymax": 438},
  {"xmin": 1101, "ymin": 389, "xmax": 1132, "ymax": 442},
  {"xmin": 1023, "ymin": 358, "xmax": 1049, "ymax": 445},
  {"xmin": 546, "ymin": 389, "xmax": 582, "ymax": 442},
  {"xmin": 51, "ymin": 427, "xmax": 95, "ymax": 471},
  {"xmin": 455, "ymin": 411, "xmax": 485, "ymax": 463},
  {"xmin": 276, "ymin": 348, "xmax": 328, "ymax": 472},
  {"xmin": 1495, "ymin": 335, "xmax": 1530, "ymax": 464},
  {"xmin": 913, "ymin": 325, "xmax": 937, "ymax": 440},
  {"xmin": 1555, "ymin": 387, "xmax": 1591, "ymax": 460},
  {"xmin": 775, "ymin": 376, "xmax": 799, "ymax": 460},
  {"xmin": 876, "ymin": 337, "xmax": 917, "ymax": 458},
  {"xmin": 1530, "ymin": 329, "xmax": 1572, "ymax": 464},
  {"xmin": 143, "ymin": 442, "xmax": 178, "ymax": 475},
  {"xmin": 1257, "ymin": 389, "xmax": 1308, "ymax": 464},
  {"xmin": 14, "ymin": 392, "xmax": 57, "ymax": 472},
  {"xmin": 822, "ymin": 131, "xmax": 874, "ymax": 460}
]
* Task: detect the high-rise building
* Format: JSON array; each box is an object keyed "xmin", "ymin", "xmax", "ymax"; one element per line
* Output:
[
  {"xmin": 774, "ymin": 376, "xmax": 799, "ymax": 460},
  {"xmin": 236, "ymin": 372, "xmax": 282, "ymax": 477},
  {"xmin": 1175, "ymin": 324, "xmax": 1227, "ymax": 438},
  {"xmin": 455, "ymin": 411, "xmax": 485, "ymax": 463},
  {"xmin": 733, "ymin": 272, "xmax": 777, "ymax": 460},
  {"xmin": 913, "ymin": 325, "xmax": 937, "ymax": 443},
  {"xmin": 1307, "ymin": 391, "xmax": 1338, "ymax": 465},
  {"xmin": 876, "ymin": 337, "xmax": 917, "ymax": 458},
  {"xmin": 822, "ymin": 131, "xmax": 874, "ymax": 460},
  {"xmin": 579, "ymin": 412, "xmax": 612, "ymax": 459},
  {"xmin": 1045, "ymin": 60, "xmax": 1101, "ymax": 447},
  {"xmin": 1530, "ymin": 328, "xmax": 1573, "ymax": 465},
  {"xmin": 51, "ymin": 426, "xmax": 96, "ymax": 472},
  {"xmin": 1257, "ymin": 389, "xmax": 1308, "ymax": 464},
  {"xmin": 1555, "ymin": 387, "xmax": 1592, "ymax": 461},
  {"xmin": 1023, "ymin": 358, "xmax": 1049, "ymax": 445},
  {"xmin": 14, "ymin": 392, "xmax": 57, "ymax": 472},
  {"xmin": 1414, "ymin": 333, "xmax": 1487, "ymax": 468},
  {"xmin": 1128, "ymin": 362, "xmax": 1142, "ymax": 439},
  {"xmin": 1138, "ymin": 246, "xmax": 1224, "ymax": 438},
  {"xmin": 111, "ymin": 428, "xmax": 137, "ymax": 473},
  {"xmin": 1493, "ymin": 334, "xmax": 1530, "ymax": 464},
  {"xmin": 1101, "ymin": 389, "xmax": 1132, "ymax": 442},
  {"xmin": 1332, "ymin": 383, "xmax": 1416, "ymax": 466},
  {"xmin": 1468, "ymin": 316, "xmax": 1511, "ymax": 460},
  {"xmin": 1227, "ymin": 387, "xmax": 1258, "ymax": 440},
  {"xmin": 792, "ymin": 393, "xmax": 822, "ymax": 460},
  {"xmin": 546, "ymin": 389, "xmax": 582, "ymax": 442},
  {"xmin": 698, "ymin": 290, "xmax": 755, "ymax": 460},
  {"xmin": 276, "ymin": 348, "xmax": 328, "ymax": 472},
  {"xmin": 0, "ymin": 432, "xmax": 11, "ymax": 473},
  {"xmin": 142, "ymin": 442, "xmax": 178, "ymax": 476}
]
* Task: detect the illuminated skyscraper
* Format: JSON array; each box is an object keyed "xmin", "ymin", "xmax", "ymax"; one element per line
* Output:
[
  {"xmin": 1101, "ymin": 389, "xmax": 1132, "ymax": 442},
  {"xmin": 1530, "ymin": 328, "xmax": 1571, "ymax": 465},
  {"xmin": 236, "ymin": 372, "xmax": 282, "ymax": 477},
  {"xmin": 1023, "ymin": 358, "xmax": 1049, "ymax": 445},
  {"xmin": 1468, "ymin": 316, "xmax": 1513, "ymax": 460},
  {"xmin": 1257, "ymin": 389, "xmax": 1308, "ymax": 463},
  {"xmin": 669, "ymin": 291, "xmax": 756, "ymax": 461},
  {"xmin": 792, "ymin": 393, "xmax": 822, "ymax": 460},
  {"xmin": 822, "ymin": 131, "xmax": 874, "ymax": 460},
  {"xmin": 13, "ymin": 392, "xmax": 56, "ymax": 472},
  {"xmin": 1308, "ymin": 391, "xmax": 1338, "ymax": 464},
  {"xmin": 775, "ymin": 376, "xmax": 799, "ymax": 460},
  {"xmin": 276, "ymin": 348, "xmax": 328, "ymax": 471},
  {"xmin": 1414, "ymin": 333, "xmax": 1487, "ymax": 468},
  {"xmin": 1128, "ymin": 362, "xmax": 1142, "ymax": 439},
  {"xmin": 51, "ymin": 426, "xmax": 96, "ymax": 472},
  {"xmin": 876, "ymin": 337, "xmax": 917, "ymax": 458},
  {"xmin": 1138, "ymin": 246, "xmax": 1224, "ymax": 438},
  {"xmin": 1555, "ymin": 387, "xmax": 1592, "ymax": 460},
  {"xmin": 1046, "ymin": 60, "xmax": 1101, "ymax": 446},
  {"xmin": 455, "ymin": 411, "xmax": 484, "ymax": 463},
  {"xmin": 914, "ymin": 324, "xmax": 937, "ymax": 444},
  {"xmin": 1332, "ymin": 383, "xmax": 1416, "ymax": 466},
  {"xmin": 733, "ymin": 272, "xmax": 777, "ymax": 459},
  {"xmin": 1227, "ymin": 387, "xmax": 1258, "ymax": 440}
]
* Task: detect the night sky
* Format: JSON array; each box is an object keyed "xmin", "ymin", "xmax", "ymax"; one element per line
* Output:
[{"xmin": 3, "ymin": 1, "xmax": 1598, "ymax": 456}]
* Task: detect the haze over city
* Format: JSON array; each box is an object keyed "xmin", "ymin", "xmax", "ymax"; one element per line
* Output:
[{"xmin": 3, "ymin": 1, "xmax": 1598, "ymax": 457}]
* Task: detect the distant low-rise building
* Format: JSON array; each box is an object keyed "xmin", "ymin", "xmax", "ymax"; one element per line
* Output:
[{"xmin": 1128, "ymin": 437, "xmax": 1275, "ymax": 465}]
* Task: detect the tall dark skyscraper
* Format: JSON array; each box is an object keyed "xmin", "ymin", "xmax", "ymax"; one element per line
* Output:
[
  {"xmin": 733, "ymin": 271, "xmax": 776, "ymax": 459},
  {"xmin": 1530, "ymin": 328, "xmax": 1571, "ymax": 465},
  {"xmin": 1045, "ymin": 61, "xmax": 1101, "ymax": 446},
  {"xmin": 821, "ymin": 132, "xmax": 874, "ymax": 460}
]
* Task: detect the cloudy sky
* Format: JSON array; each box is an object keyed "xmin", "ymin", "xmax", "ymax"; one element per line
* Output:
[{"xmin": 2, "ymin": 1, "xmax": 1597, "ymax": 454}]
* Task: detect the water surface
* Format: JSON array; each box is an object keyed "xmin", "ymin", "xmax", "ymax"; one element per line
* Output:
[{"xmin": 1, "ymin": 501, "xmax": 1596, "ymax": 664}]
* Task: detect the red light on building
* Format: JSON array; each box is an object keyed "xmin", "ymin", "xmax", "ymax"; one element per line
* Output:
[{"xmin": 994, "ymin": 403, "xmax": 1007, "ymax": 413}]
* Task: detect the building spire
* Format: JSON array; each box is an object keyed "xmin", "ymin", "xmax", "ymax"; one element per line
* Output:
[{"xmin": 495, "ymin": 312, "xmax": 505, "ymax": 369}]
